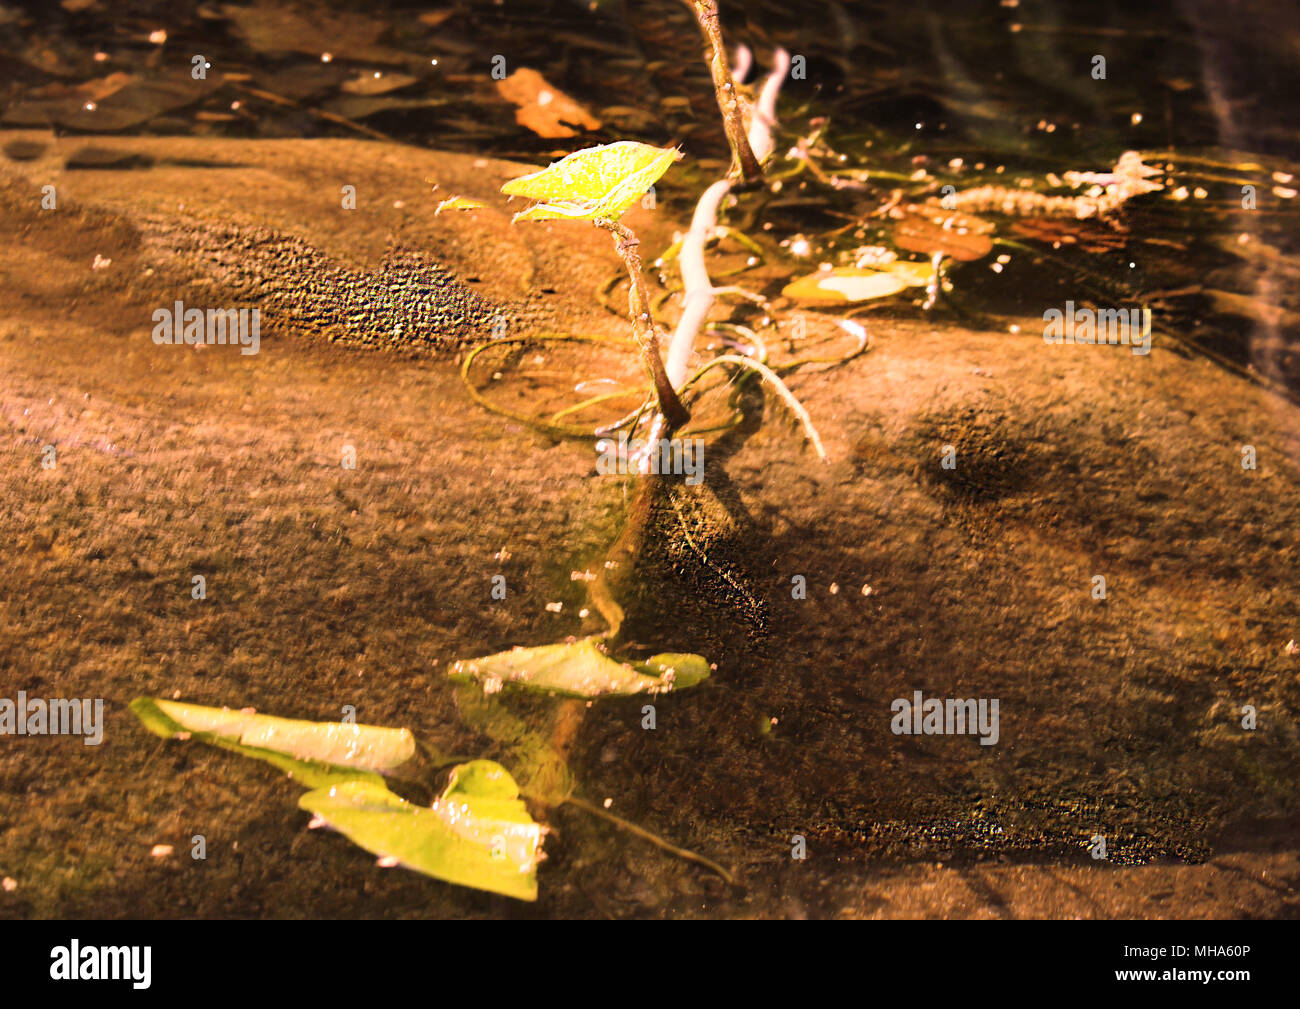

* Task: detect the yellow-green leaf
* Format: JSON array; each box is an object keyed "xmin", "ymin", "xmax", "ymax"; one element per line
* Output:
[
  {"xmin": 138, "ymin": 697, "xmax": 415, "ymax": 774},
  {"xmin": 449, "ymin": 636, "xmax": 709, "ymax": 697},
  {"xmin": 501, "ymin": 141, "xmax": 681, "ymax": 222},
  {"xmin": 300, "ymin": 761, "xmax": 544, "ymax": 901}
]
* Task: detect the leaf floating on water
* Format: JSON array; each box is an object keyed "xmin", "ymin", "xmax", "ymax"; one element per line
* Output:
[
  {"xmin": 449, "ymin": 637, "xmax": 710, "ymax": 697},
  {"xmin": 435, "ymin": 195, "xmax": 486, "ymax": 215},
  {"xmin": 130, "ymin": 697, "xmax": 414, "ymax": 783},
  {"xmin": 781, "ymin": 267, "xmax": 908, "ymax": 304},
  {"xmin": 131, "ymin": 700, "xmax": 541, "ymax": 900},
  {"xmin": 299, "ymin": 761, "xmax": 544, "ymax": 901},
  {"xmin": 502, "ymin": 141, "xmax": 681, "ymax": 222}
]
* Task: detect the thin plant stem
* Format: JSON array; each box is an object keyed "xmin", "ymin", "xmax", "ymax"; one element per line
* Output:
[
  {"xmin": 594, "ymin": 218, "xmax": 691, "ymax": 432},
  {"xmin": 563, "ymin": 794, "xmax": 736, "ymax": 885},
  {"xmin": 684, "ymin": 0, "xmax": 762, "ymax": 184}
]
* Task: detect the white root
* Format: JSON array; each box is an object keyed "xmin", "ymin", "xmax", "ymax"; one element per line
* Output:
[
  {"xmin": 689, "ymin": 353, "xmax": 826, "ymax": 460},
  {"xmin": 665, "ymin": 48, "xmax": 789, "ymax": 392}
]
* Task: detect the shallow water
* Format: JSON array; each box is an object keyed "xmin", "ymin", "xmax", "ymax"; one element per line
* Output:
[{"xmin": 1, "ymin": 0, "xmax": 1298, "ymax": 919}]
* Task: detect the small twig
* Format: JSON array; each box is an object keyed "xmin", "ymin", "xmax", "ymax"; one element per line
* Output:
[{"xmin": 563, "ymin": 795, "xmax": 736, "ymax": 885}]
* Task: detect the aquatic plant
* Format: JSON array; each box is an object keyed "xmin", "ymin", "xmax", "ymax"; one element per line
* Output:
[{"xmin": 131, "ymin": 0, "xmax": 825, "ymax": 904}]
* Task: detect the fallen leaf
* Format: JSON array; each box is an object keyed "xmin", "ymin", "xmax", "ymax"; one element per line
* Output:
[
  {"xmin": 891, "ymin": 207, "xmax": 995, "ymax": 261},
  {"xmin": 130, "ymin": 696, "xmax": 412, "ymax": 787},
  {"xmin": 782, "ymin": 267, "xmax": 908, "ymax": 304},
  {"xmin": 496, "ymin": 68, "xmax": 601, "ymax": 139},
  {"xmin": 449, "ymin": 637, "xmax": 709, "ymax": 697},
  {"xmin": 299, "ymin": 762, "xmax": 544, "ymax": 901}
]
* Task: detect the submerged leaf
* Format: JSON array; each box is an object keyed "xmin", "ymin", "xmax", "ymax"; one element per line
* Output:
[
  {"xmin": 501, "ymin": 141, "xmax": 680, "ymax": 222},
  {"xmin": 496, "ymin": 68, "xmax": 602, "ymax": 139},
  {"xmin": 131, "ymin": 697, "xmax": 384, "ymax": 789},
  {"xmin": 131, "ymin": 697, "xmax": 414, "ymax": 780},
  {"xmin": 300, "ymin": 761, "xmax": 544, "ymax": 901},
  {"xmin": 890, "ymin": 207, "xmax": 995, "ymax": 262},
  {"xmin": 449, "ymin": 637, "xmax": 709, "ymax": 697},
  {"xmin": 638, "ymin": 653, "xmax": 712, "ymax": 689},
  {"xmin": 782, "ymin": 267, "xmax": 908, "ymax": 304}
]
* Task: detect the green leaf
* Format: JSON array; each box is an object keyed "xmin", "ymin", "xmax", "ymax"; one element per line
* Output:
[
  {"xmin": 781, "ymin": 267, "xmax": 909, "ymax": 304},
  {"xmin": 129, "ymin": 696, "xmax": 412, "ymax": 788},
  {"xmin": 501, "ymin": 141, "xmax": 681, "ymax": 222},
  {"xmin": 637, "ymin": 653, "xmax": 712, "ymax": 689},
  {"xmin": 299, "ymin": 761, "xmax": 544, "ymax": 902},
  {"xmin": 449, "ymin": 637, "xmax": 710, "ymax": 698}
]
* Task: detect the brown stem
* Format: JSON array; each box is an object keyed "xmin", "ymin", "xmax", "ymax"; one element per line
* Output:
[
  {"xmin": 594, "ymin": 218, "xmax": 691, "ymax": 431},
  {"xmin": 563, "ymin": 795, "xmax": 736, "ymax": 884},
  {"xmin": 684, "ymin": 0, "xmax": 763, "ymax": 185}
]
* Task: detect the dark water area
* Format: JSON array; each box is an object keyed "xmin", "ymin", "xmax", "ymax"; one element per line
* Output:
[
  {"xmin": 5, "ymin": 0, "xmax": 1299, "ymax": 388},
  {"xmin": 2, "ymin": 0, "xmax": 1299, "ymax": 922}
]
